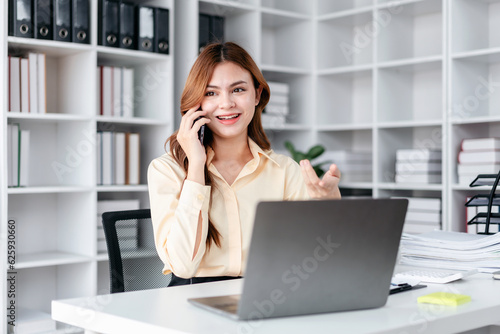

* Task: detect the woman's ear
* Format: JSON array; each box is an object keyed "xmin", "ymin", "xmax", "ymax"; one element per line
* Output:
[{"xmin": 255, "ymin": 85, "xmax": 264, "ymax": 106}]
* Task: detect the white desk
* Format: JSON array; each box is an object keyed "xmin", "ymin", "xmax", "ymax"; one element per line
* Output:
[{"xmin": 52, "ymin": 272, "xmax": 500, "ymax": 334}]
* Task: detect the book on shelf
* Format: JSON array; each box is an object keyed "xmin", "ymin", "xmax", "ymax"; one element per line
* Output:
[
  {"xmin": 8, "ymin": 55, "xmax": 21, "ymax": 112},
  {"xmin": 396, "ymin": 149, "xmax": 442, "ymax": 162},
  {"xmin": 125, "ymin": 132, "xmax": 140, "ymax": 185},
  {"xmin": 393, "ymin": 197, "xmax": 441, "ymax": 234},
  {"xmin": 395, "ymin": 173, "xmax": 441, "ymax": 184},
  {"xmin": 8, "ymin": 53, "xmax": 46, "ymax": 114},
  {"xmin": 20, "ymin": 58, "xmax": 29, "ymax": 113},
  {"xmin": 458, "ymin": 150, "xmax": 500, "ymax": 164},
  {"xmin": 267, "ymin": 81, "xmax": 290, "ymax": 95},
  {"xmin": 7, "ymin": 124, "xmax": 30, "ymax": 187},
  {"xmin": 461, "ymin": 137, "xmax": 500, "ymax": 151},
  {"xmin": 97, "ymin": 131, "xmax": 140, "ymax": 186},
  {"xmin": 261, "ymin": 113, "xmax": 286, "ymax": 127},
  {"xmin": 98, "ymin": 65, "xmax": 135, "ymax": 117},
  {"xmin": 7, "ymin": 307, "xmax": 56, "ymax": 334},
  {"xmin": 396, "ymin": 161, "xmax": 442, "ymax": 173},
  {"xmin": 458, "ymin": 164, "xmax": 500, "ymax": 175},
  {"xmin": 321, "ymin": 150, "xmax": 372, "ymax": 164}
]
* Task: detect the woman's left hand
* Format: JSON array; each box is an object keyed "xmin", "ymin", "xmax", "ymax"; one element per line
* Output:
[{"xmin": 300, "ymin": 160, "xmax": 341, "ymax": 199}]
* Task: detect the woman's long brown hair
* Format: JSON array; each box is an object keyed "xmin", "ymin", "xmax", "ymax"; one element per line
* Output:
[{"xmin": 165, "ymin": 42, "xmax": 271, "ymax": 248}]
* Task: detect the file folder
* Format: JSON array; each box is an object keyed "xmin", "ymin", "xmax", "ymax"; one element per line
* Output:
[
  {"xmin": 54, "ymin": 0, "xmax": 71, "ymax": 42},
  {"xmin": 9, "ymin": 0, "xmax": 34, "ymax": 38},
  {"xmin": 119, "ymin": 1, "xmax": 136, "ymax": 49},
  {"xmin": 154, "ymin": 7, "xmax": 169, "ymax": 54},
  {"xmin": 198, "ymin": 13, "xmax": 210, "ymax": 53},
  {"xmin": 72, "ymin": 0, "xmax": 89, "ymax": 44},
  {"xmin": 210, "ymin": 15, "xmax": 224, "ymax": 43},
  {"xmin": 34, "ymin": 0, "xmax": 53, "ymax": 40},
  {"xmin": 137, "ymin": 5, "xmax": 154, "ymax": 52},
  {"xmin": 99, "ymin": 0, "xmax": 119, "ymax": 47}
]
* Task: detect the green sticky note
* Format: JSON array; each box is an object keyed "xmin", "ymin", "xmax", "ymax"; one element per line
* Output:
[{"xmin": 418, "ymin": 292, "xmax": 471, "ymax": 306}]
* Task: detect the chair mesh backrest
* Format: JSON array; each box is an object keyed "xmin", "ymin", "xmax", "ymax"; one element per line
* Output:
[{"xmin": 101, "ymin": 209, "xmax": 171, "ymax": 293}]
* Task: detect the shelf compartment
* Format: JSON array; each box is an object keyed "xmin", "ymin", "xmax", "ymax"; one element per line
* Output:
[
  {"xmin": 8, "ymin": 192, "xmax": 95, "ymax": 258},
  {"xmin": 317, "ymin": 11, "xmax": 374, "ymax": 69},
  {"xmin": 451, "ymin": 0, "xmax": 500, "ymax": 54},
  {"xmin": 96, "ymin": 123, "xmax": 169, "ymax": 186},
  {"xmin": 377, "ymin": 60, "xmax": 443, "ymax": 123},
  {"xmin": 97, "ymin": 58, "xmax": 173, "ymax": 121},
  {"xmin": 377, "ymin": 126, "xmax": 443, "ymax": 184},
  {"xmin": 262, "ymin": 70, "xmax": 313, "ymax": 127},
  {"xmin": 261, "ymin": 12, "xmax": 312, "ymax": 70},
  {"xmin": 376, "ymin": 0, "xmax": 442, "ymax": 62},
  {"xmin": 451, "ymin": 122, "xmax": 500, "ymax": 185},
  {"xmin": 317, "ymin": 0, "xmax": 373, "ymax": 15},
  {"xmin": 7, "ymin": 120, "xmax": 95, "ymax": 187},
  {"xmin": 14, "ymin": 263, "xmax": 94, "ymax": 314},
  {"xmin": 8, "ymin": 47, "xmax": 95, "ymax": 116},
  {"xmin": 199, "ymin": 2, "xmax": 259, "ymax": 59},
  {"xmin": 318, "ymin": 129, "xmax": 373, "ymax": 183},
  {"xmin": 317, "ymin": 70, "xmax": 373, "ymax": 126},
  {"xmin": 450, "ymin": 55, "xmax": 500, "ymax": 121}
]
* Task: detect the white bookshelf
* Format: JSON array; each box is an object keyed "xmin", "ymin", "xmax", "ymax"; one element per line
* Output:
[
  {"xmin": 3, "ymin": 0, "xmax": 500, "ymax": 331},
  {"xmin": 1, "ymin": 0, "xmax": 174, "ymax": 330}
]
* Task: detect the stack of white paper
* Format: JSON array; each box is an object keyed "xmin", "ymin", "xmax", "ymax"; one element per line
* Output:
[{"xmin": 399, "ymin": 230, "xmax": 500, "ymax": 273}]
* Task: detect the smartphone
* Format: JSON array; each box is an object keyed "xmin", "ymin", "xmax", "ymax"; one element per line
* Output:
[{"xmin": 194, "ymin": 116, "xmax": 205, "ymax": 144}]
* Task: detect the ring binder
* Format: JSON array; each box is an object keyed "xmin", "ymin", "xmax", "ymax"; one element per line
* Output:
[
  {"xmin": 99, "ymin": 0, "xmax": 119, "ymax": 47},
  {"xmin": 119, "ymin": 1, "xmax": 136, "ymax": 49},
  {"xmin": 54, "ymin": 0, "xmax": 71, "ymax": 42},
  {"xmin": 154, "ymin": 7, "xmax": 169, "ymax": 54},
  {"xmin": 72, "ymin": 0, "xmax": 90, "ymax": 44},
  {"xmin": 137, "ymin": 5, "xmax": 154, "ymax": 52},
  {"xmin": 9, "ymin": 0, "xmax": 34, "ymax": 38},
  {"xmin": 34, "ymin": 0, "xmax": 53, "ymax": 40}
]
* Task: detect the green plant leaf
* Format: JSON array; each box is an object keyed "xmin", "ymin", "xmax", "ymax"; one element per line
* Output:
[
  {"xmin": 284, "ymin": 141, "xmax": 295, "ymax": 155},
  {"xmin": 307, "ymin": 145, "xmax": 325, "ymax": 160}
]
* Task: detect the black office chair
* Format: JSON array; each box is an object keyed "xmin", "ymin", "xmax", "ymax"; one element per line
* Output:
[{"xmin": 101, "ymin": 209, "xmax": 171, "ymax": 293}]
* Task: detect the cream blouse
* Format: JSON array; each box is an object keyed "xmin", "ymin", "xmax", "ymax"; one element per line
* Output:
[{"xmin": 147, "ymin": 139, "xmax": 309, "ymax": 278}]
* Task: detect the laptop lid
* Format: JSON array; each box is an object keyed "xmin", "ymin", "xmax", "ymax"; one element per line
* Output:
[{"xmin": 236, "ymin": 198, "xmax": 408, "ymax": 320}]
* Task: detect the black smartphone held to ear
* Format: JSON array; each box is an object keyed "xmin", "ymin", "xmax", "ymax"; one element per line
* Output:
[{"xmin": 194, "ymin": 116, "xmax": 205, "ymax": 145}]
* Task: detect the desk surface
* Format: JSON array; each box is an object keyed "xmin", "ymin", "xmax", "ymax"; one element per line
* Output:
[{"xmin": 52, "ymin": 271, "xmax": 500, "ymax": 334}]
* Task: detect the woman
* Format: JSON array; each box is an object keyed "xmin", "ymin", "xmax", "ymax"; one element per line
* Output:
[{"xmin": 148, "ymin": 42, "xmax": 341, "ymax": 286}]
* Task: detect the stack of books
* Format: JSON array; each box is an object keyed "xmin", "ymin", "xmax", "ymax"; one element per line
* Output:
[
  {"xmin": 398, "ymin": 197, "xmax": 441, "ymax": 234},
  {"xmin": 395, "ymin": 149, "xmax": 442, "ymax": 184},
  {"xmin": 96, "ymin": 131, "xmax": 140, "ymax": 185},
  {"xmin": 399, "ymin": 230, "xmax": 500, "ymax": 273},
  {"xmin": 7, "ymin": 124, "xmax": 29, "ymax": 187},
  {"xmin": 262, "ymin": 81, "xmax": 289, "ymax": 127},
  {"xmin": 457, "ymin": 138, "xmax": 500, "ymax": 185},
  {"xmin": 97, "ymin": 199, "xmax": 140, "ymax": 253},
  {"xmin": 98, "ymin": 66, "xmax": 134, "ymax": 117},
  {"xmin": 8, "ymin": 53, "xmax": 46, "ymax": 114},
  {"xmin": 321, "ymin": 150, "xmax": 372, "ymax": 182}
]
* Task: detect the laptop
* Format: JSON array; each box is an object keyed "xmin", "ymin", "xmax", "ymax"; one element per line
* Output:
[{"xmin": 188, "ymin": 198, "xmax": 408, "ymax": 320}]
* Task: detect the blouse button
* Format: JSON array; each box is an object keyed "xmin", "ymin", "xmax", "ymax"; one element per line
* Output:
[{"xmin": 197, "ymin": 194, "xmax": 204, "ymax": 201}]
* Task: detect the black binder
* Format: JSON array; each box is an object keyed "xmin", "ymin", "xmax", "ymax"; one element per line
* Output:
[
  {"xmin": 119, "ymin": 1, "xmax": 135, "ymax": 49},
  {"xmin": 210, "ymin": 15, "xmax": 224, "ymax": 43},
  {"xmin": 9, "ymin": 0, "xmax": 33, "ymax": 38},
  {"xmin": 99, "ymin": 0, "xmax": 119, "ymax": 47},
  {"xmin": 198, "ymin": 13, "xmax": 210, "ymax": 53},
  {"xmin": 137, "ymin": 5, "xmax": 154, "ymax": 52},
  {"xmin": 72, "ymin": 0, "xmax": 89, "ymax": 44},
  {"xmin": 154, "ymin": 7, "xmax": 169, "ymax": 54},
  {"xmin": 54, "ymin": 0, "xmax": 71, "ymax": 42},
  {"xmin": 34, "ymin": 0, "xmax": 52, "ymax": 40}
]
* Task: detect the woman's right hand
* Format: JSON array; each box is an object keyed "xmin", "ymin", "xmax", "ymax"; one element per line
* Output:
[{"xmin": 177, "ymin": 105, "xmax": 211, "ymax": 183}]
